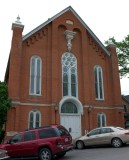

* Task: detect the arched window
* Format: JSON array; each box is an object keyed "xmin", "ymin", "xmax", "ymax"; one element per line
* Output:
[
  {"xmin": 97, "ymin": 113, "xmax": 106, "ymax": 127},
  {"xmin": 30, "ymin": 56, "xmax": 42, "ymax": 95},
  {"xmin": 28, "ymin": 110, "xmax": 41, "ymax": 129},
  {"xmin": 62, "ymin": 52, "xmax": 78, "ymax": 97},
  {"xmin": 94, "ymin": 65, "xmax": 104, "ymax": 99},
  {"xmin": 61, "ymin": 102, "xmax": 78, "ymax": 113}
]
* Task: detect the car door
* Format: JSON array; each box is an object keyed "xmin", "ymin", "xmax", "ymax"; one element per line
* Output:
[
  {"xmin": 19, "ymin": 131, "xmax": 37, "ymax": 157},
  {"xmin": 98, "ymin": 128, "xmax": 114, "ymax": 144},
  {"xmin": 84, "ymin": 128, "xmax": 101, "ymax": 146},
  {"xmin": 5, "ymin": 133, "xmax": 23, "ymax": 157}
]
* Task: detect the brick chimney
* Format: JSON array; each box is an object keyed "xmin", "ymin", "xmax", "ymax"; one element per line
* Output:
[
  {"xmin": 106, "ymin": 44, "xmax": 122, "ymax": 105},
  {"xmin": 8, "ymin": 16, "xmax": 24, "ymax": 101}
]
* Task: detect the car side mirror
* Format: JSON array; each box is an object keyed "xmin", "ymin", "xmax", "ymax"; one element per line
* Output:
[
  {"xmin": 87, "ymin": 133, "xmax": 89, "ymax": 137},
  {"xmin": 7, "ymin": 140, "xmax": 11, "ymax": 144}
]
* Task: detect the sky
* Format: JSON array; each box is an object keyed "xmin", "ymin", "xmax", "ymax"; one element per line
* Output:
[{"xmin": 0, "ymin": 0, "xmax": 129, "ymax": 95}]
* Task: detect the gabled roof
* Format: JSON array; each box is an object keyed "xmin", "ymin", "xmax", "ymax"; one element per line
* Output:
[{"xmin": 23, "ymin": 6, "xmax": 110, "ymax": 56}]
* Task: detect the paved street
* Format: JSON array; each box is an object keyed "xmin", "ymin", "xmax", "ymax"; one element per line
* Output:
[
  {"xmin": 57, "ymin": 144, "xmax": 129, "ymax": 160},
  {"xmin": 10, "ymin": 144, "xmax": 129, "ymax": 160}
]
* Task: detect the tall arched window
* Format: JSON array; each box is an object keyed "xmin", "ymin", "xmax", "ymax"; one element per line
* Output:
[
  {"xmin": 62, "ymin": 52, "xmax": 78, "ymax": 97},
  {"xmin": 30, "ymin": 56, "xmax": 42, "ymax": 95},
  {"xmin": 97, "ymin": 113, "xmax": 106, "ymax": 127},
  {"xmin": 28, "ymin": 110, "xmax": 41, "ymax": 129},
  {"xmin": 94, "ymin": 65, "xmax": 104, "ymax": 100}
]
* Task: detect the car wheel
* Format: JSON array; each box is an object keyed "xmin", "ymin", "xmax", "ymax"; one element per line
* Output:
[
  {"xmin": 76, "ymin": 140, "xmax": 84, "ymax": 149},
  {"xmin": 111, "ymin": 138, "xmax": 122, "ymax": 148},
  {"xmin": 39, "ymin": 148, "xmax": 52, "ymax": 160}
]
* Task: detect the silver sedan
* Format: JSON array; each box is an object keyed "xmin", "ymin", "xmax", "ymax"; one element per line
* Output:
[{"xmin": 74, "ymin": 126, "xmax": 129, "ymax": 149}]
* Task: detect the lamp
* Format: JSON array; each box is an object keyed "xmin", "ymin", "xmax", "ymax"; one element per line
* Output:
[
  {"xmin": 54, "ymin": 106, "xmax": 58, "ymax": 111},
  {"xmin": 88, "ymin": 105, "xmax": 93, "ymax": 112}
]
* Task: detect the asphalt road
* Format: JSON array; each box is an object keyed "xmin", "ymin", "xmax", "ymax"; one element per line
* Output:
[
  {"xmin": 58, "ymin": 144, "xmax": 129, "ymax": 160},
  {"xmin": 9, "ymin": 144, "xmax": 129, "ymax": 160}
]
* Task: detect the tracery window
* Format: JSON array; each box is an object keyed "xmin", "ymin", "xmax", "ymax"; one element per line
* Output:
[{"xmin": 62, "ymin": 52, "xmax": 78, "ymax": 97}]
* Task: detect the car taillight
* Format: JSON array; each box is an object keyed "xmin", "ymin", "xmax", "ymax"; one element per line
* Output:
[
  {"xmin": 65, "ymin": 137, "xmax": 71, "ymax": 143},
  {"xmin": 124, "ymin": 132, "xmax": 129, "ymax": 135},
  {"xmin": 56, "ymin": 138, "xmax": 63, "ymax": 145}
]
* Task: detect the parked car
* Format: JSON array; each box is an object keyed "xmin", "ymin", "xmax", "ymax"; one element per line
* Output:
[
  {"xmin": 0, "ymin": 125, "xmax": 73, "ymax": 160},
  {"xmin": 0, "ymin": 149, "xmax": 10, "ymax": 160},
  {"xmin": 74, "ymin": 126, "xmax": 129, "ymax": 149}
]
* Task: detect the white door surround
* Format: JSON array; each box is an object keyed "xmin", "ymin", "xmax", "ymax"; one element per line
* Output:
[{"xmin": 59, "ymin": 96, "xmax": 83, "ymax": 139}]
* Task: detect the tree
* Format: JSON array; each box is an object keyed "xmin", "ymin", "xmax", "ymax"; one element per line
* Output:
[
  {"xmin": 0, "ymin": 81, "xmax": 11, "ymax": 132},
  {"xmin": 105, "ymin": 35, "xmax": 129, "ymax": 78}
]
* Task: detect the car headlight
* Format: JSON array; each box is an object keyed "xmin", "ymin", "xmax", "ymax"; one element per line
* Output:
[{"xmin": 0, "ymin": 149, "xmax": 8, "ymax": 159}]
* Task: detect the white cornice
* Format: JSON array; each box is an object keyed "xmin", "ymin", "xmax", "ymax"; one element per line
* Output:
[
  {"xmin": 12, "ymin": 101, "xmax": 57, "ymax": 107},
  {"xmin": 84, "ymin": 105, "xmax": 123, "ymax": 110}
]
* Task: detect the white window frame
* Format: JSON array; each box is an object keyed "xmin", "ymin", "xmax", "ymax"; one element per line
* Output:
[
  {"xmin": 29, "ymin": 56, "xmax": 42, "ymax": 95},
  {"xmin": 28, "ymin": 110, "xmax": 41, "ymax": 129},
  {"xmin": 62, "ymin": 52, "xmax": 78, "ymax": 97},
  {"xmin": 97, "ymin": 113, "xmax": 106, "ymax": 127},
  {"xmin": 94, "ymin": 65, "xmax": 104, "ymax": 100}
]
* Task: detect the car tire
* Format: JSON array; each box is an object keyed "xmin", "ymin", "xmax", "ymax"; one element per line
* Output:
[
  {"xmin": 111, "ymin": 138, "xmax": 122, "ymax": 148},
  {"xmin": 39, "ymin": 148, "xmax": 52, "ymax": 160},
  {"xmin": 76, "ymin": 140, "xmax": 84, "ymax": 149}
]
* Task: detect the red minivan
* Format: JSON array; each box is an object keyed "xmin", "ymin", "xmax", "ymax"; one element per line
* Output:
[{"xmin": 0, "ymin": 125, "xmax": 73, "ymax": 160}]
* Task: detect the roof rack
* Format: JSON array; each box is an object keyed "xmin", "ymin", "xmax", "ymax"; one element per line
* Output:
[{"xmin": 24, "ymin": 125, "xmax": 52, "ymax": 131}]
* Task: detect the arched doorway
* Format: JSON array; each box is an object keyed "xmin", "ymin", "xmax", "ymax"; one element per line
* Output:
[{"xmin": 59, "ymin": 96, "xmax": 83, "ymax": 139}]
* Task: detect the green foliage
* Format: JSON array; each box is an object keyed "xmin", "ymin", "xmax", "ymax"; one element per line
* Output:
[
  {"xmin": 105, "ymin": 36, "xmax": 129, "ymax": 78},
  {"xmin": 0, "ymin": 81, "xmax": 11, "ymax": 131}
]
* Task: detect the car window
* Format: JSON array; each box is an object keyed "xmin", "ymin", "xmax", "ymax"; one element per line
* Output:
[
  {"xmin": 116, "ymin": 127, "xmax": 125, "ymax": 130},
  {"xmin": 88, "ymin": 129, "xmax": 100, "ymax": 136},
  {"xmin": 38, "ymin": 128, "xmax": 57, "ymax": 139},
  {"xmin": 57, "ymin": 127, "xmax": 69, "ymax": 136},
  {"xmin": 11, "ymin": 133, "xmax": 22, "ymax": 143},
  {"xmin": 101, "ymin": 128, "xmax": 114, "ymax": 134},
  {"xmin": 24, "ymin": 131, "xmax": 36, "ymax": 141}
]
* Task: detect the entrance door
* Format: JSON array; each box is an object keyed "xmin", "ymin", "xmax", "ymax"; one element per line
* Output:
[
  {"xmin": 59, "ymin": 99, "xmax": 83, "ymax": 139},
  {"xmin": 61, "ymin": 115, "xmax": 81, "ymax": 139}
]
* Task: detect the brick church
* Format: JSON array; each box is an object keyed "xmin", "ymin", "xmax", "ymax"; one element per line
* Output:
[{"xmin": 5, "ymin": 6, "xmax": 124, "ymax": 139}]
